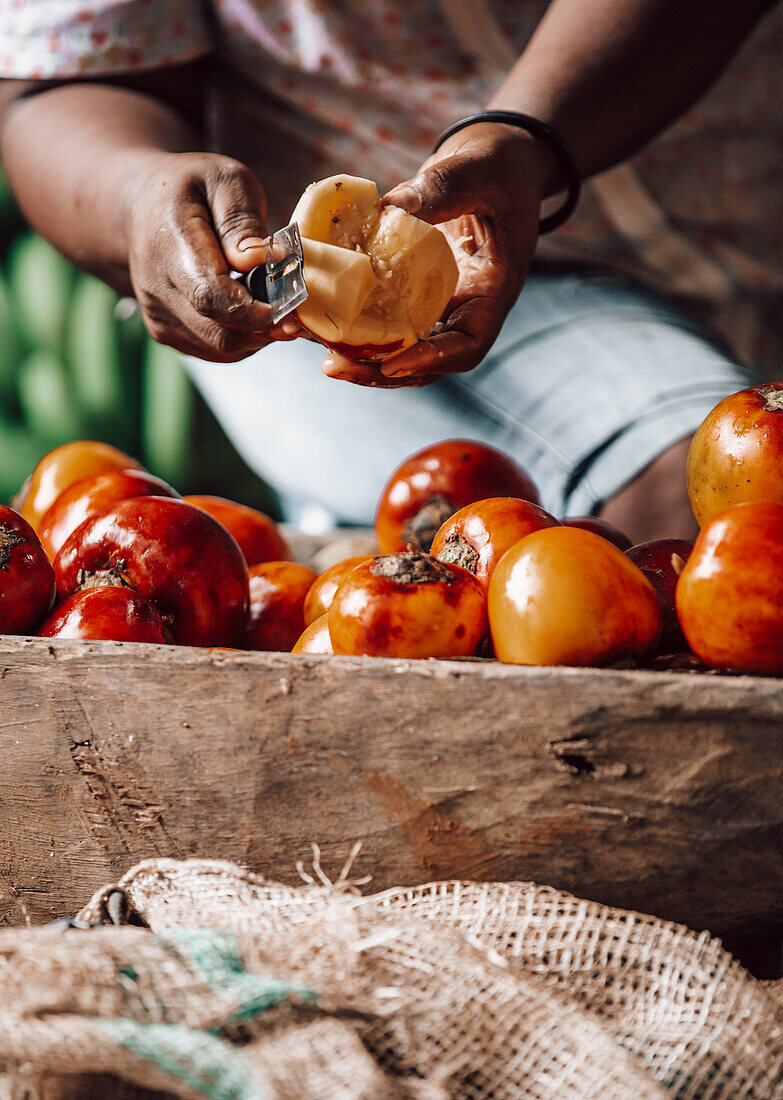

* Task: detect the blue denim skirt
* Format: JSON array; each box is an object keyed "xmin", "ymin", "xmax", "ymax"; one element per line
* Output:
[{"xmin": 185, "ymin": 265, "xmax": 753, "ymax": 525}]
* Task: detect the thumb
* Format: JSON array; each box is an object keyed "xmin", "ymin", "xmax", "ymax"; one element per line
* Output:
[
  {"xmin": 384, "ymin": 156, "xmax": 488, "ymax": 225},
  {"xmin": 207, "ymin": 161, "xmax": 270, "ymax": 272}
]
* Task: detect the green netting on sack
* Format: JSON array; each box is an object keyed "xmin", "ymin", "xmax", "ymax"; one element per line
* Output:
[{"xmin": 93, "ymin": 1020, "xmax": 262, "ymax": 1100}]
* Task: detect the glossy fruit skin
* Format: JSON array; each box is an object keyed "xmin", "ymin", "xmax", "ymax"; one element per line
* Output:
[
  {"xmin": 16, "ymin": 441, "xmax": 142, "ymax": 531},
  {"xmin": 687, "ymin": 384, "xmax": 783, "ymax": 527},
  {"xmin": 626, "ymin": 539, "xmax": 693, "ymax": 653},
  {"xmin": 292, "ymin": 613, "xmax": 334, "ymax": 654},
  {"xmin": 245, "ymin": 561, "xmax": 318, "ymax": 652},
  {"xmin": 329, "ymin": 551, "xmax": 487, "ymax": 658},
  {"xmin": 431, "ymin": 497, "xmax": 560, "ymax": 587},
  {"xmin": 39, "ymin": 469, "xmax": 179, "ymax": 561},
  {"xmin": 54, "ymin": 497, "xmax": 249, "ymax": 647},
  {"xmin": 675, "ymin": 502, "xmax": 783, "ymax": 674},
  {"xmin": 562, "ymin": 516, "xmax": 632, "ymax": 551},
  {"xmin": 375, "ymin": 440, "xmax": 540, "ymax": 555},
  {"xmin": 184, "ymin": 495, "xmax": 290, "ymax": 567},
  {"xmin": 39, "ymin": 587, "xmax": 166, "ymax": 644},
  {"xmin": 489, "ymin": 527, "xmax": 661, "ymax": 666},
  {"xmin": 0, "ymin": 506, "xmax": 56, "ymax": 634},
  {"xmin": 303, "ymin": 555, "xmax": 372, "ymax": 625}
]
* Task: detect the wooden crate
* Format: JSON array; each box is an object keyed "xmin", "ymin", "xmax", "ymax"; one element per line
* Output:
[{"xmin": 1, "ymin": 635, "xmax": 782, "ymax": 938}]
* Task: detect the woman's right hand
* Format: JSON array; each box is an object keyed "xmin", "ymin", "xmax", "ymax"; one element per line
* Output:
[{"xmin": 126, "ymin": 152, "xmax": 303, "ymax": 362}]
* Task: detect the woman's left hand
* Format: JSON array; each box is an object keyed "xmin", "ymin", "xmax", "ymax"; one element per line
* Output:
[{"xmin": 321, "ymin": 122, "xmax": 556, "ymax": 388}]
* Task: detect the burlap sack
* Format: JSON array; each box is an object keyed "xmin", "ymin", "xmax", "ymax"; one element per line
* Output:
[{"xmin": 1, "ymin": 853, "xmax": 781, "ymax": 1099}]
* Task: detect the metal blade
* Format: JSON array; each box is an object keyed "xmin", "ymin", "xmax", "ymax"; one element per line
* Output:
[{"xmin": 241, "ymin": 223, "xmax": 308, "ymax": 323}]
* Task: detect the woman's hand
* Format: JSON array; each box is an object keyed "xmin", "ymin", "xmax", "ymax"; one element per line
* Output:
[
  {"xmin": 322, "ymin": 123, "xmax": 556, "ymax": 388},
  {"xmin": 126, "ymin": 152, "xmax": 303, "ymax": 362}
]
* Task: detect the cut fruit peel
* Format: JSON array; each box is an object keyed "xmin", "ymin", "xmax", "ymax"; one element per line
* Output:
[{"xmin": 291, "ymin": 175, "xmax": 458, "ymax": 362}]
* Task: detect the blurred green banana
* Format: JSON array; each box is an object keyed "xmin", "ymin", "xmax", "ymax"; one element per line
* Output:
[
  {"xmin": 0, "ymin": 167, "xmax": 17, "ymax": 225},
  {"xmin": 17, "ymin": 347, "xmax": 84, "ymax": 447},
  {"xmin": 65, "ymin": 275, "xmax": 134, "ymax": 446},
  {"xmin": 0, "ymin": 211, "xmax": 277, "ymax": 511},
  {"xmin": 115, "ymin": 299, "xmax": 147, "ymax": 456},
  {"xmin": 9, "ymin": 233, "xmax": 74, "ymax": 352},
  {"xmin": 141, "ymin": 337, "xmax": 195, "ymax": 487},
  {"xmin": 0, "ymin": 423, "xmax": 53, "ymax": 504},
  {"xmin": 0, "ymin": 268, "xmax": 22, "ymax": 399}
]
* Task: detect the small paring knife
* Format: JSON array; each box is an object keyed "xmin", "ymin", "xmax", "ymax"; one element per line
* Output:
[{"xmin": 238, "ymin": 223, "xmax": 308, "ymax": 323}]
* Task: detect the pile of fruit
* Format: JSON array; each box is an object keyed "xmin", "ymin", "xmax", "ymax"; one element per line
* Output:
[{"xmin": 1, "ymin": 382, "xmax": 782, "ymax": 675}]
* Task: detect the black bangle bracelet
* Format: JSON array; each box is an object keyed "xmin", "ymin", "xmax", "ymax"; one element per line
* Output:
[{"xmin": 432, "ymin": 110, "xmax": 581, "ymax": 234}]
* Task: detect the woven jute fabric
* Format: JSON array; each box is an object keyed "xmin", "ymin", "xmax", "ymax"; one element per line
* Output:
[{"xmin": 1, "ymin": 856, "xmax": 781, "ymax": 1100}]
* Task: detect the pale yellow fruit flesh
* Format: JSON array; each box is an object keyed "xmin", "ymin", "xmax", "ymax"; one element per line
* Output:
[
  {"xmin": 299, "ymin": 239, "xmax": 379, "ymax": 327},
  {"xmin": 291, "ymin": 175, "xmax": 458, "ymax": 361}
]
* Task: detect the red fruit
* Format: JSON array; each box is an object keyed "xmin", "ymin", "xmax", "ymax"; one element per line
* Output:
[
  {"xmin": 39, "ymin": 587, "xmax": 166, "ymax": 644},
  {"xmin": 626, "ymin": 539, "xmax": 693, "ymax": 653},
  {"xmin": 431, "ymin": 497, "xmax": 560, "ymax": 587},
  {"xmin": 38, "ymin": 469, "xmax": 179, "ymax": 561},
  {"xmin": 15, "ymin": 441, "xmax": 142, "ymax": 531},
  {"xmin": 375, "ymin": 440, "xmax": 539, "ymax": 554},
  {"xmin": 488, "ymin": 527, "xmax": 661, "ymax": 667},
  {"xmin": 303, "ymin": 555, "xmax": 372, "ymax": 625},
  {"xmin": 245, "ymin": 561, "xmax": 318, "ymax": 652},
  {"xmin": 676, "ymin": 502, "xmax": 783, "ymax": 674},
  {"xmin": 687, "ymin": 383, "xmax": 783, "ymax": 527},
  {"xmin": 0, "ymin": 506, "xmax": 56, "ymax": 634},
  {"xmin": 329, "ymin": 551, "xmax": 487, "ymax": 658},
  {"xmin": 562, "ymin": 516, "xmax": 632, "ymax": 551},
  {"xmin": 292, "ymin": 613, "xmax": 334, "ymax": 655},
  {"xmin": 53, "ymin": 497, "xmax": 249, "ymax": 647},
  {"xmin": 184, "ymin": 495, "xmax": 290, "ymax": 567}
]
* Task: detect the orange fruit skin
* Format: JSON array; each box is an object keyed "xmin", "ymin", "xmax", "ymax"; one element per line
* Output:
[
  {"xmin": 328, "ymin": 555, "xmax": 487, "ymax": 659},
  {"xmin": 184, "ymin": 496, "xmax": 290, "ymax": 567},
  {"xmin": 303, "ymin": 556, "xmax": 372, "ymax": 626},
  {"xmin": 431, "ymin": 497, "xmax": 560, "ymax": 588},
  {"xmin": 676, "ymin": 501, "xmax": 783, "ymax": 674},
  {"xmin": 245, "ymin": 561, "xmax": 318, "ymax": 652},
  {"xmin": 292, "ymin": 613, "xmax": 334, "ymax": 654},
  {"xmin": 489, "ymin": 527, "xmax": 661, "ymax": 667},
  {"xmin": 19, "ymin": 441, "xmax": 142, "ymax": 531},
  {"xmin": 687, "ymin": 384, "xmax": 783, "ymax": 527}
]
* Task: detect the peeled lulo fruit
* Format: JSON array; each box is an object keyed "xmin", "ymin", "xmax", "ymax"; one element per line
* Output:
[{"xmin": 291, "ymin": 175, "xmax": 458, "ymax": 361}]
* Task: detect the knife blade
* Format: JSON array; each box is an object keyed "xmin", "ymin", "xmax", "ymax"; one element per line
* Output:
[{"xmin": 239, "ymin": 223, "xmax": 308, "ymax": 323}]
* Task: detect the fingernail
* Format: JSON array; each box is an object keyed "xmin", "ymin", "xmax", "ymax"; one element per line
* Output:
[
  {"xmin": 385, "ymin": 186, "xmax": 421, "ymax": 214},
  {"xmin": 237, "ymin": 237, "xmax": 266, "ymax": 252}
]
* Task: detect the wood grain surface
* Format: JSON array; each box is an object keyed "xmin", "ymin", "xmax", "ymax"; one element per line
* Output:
[{"xmin": 1, "ymin": 636, "xmax": 782, "ymax": 936}]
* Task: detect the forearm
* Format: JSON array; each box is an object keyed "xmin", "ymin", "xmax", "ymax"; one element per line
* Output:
[
  {"xmin": 490, "ymin": 0, "xmax": 775, "ymax": 181},
  {"xmin": 0, "ymin": 73, "xmax": 202, "ymax": 292}
]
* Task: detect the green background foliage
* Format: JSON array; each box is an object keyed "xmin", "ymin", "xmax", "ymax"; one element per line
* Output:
[{"xmin": 0, "ymin": 168, "xmax": 278, "ymax": 513}]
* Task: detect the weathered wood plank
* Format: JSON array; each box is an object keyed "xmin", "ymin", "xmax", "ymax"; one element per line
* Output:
[{"xmin": 1, "ymin": 636, "xmax": 782, "ymax": 936}]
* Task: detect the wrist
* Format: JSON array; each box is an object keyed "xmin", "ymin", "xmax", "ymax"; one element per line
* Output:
[
  {"xmin": 432, "ymin": 111, "xmax": 580, "ymax": 233},
  {"xmin": 445, "ymin": 121, "xmax": 564, "ymax": 200}
]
